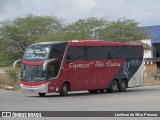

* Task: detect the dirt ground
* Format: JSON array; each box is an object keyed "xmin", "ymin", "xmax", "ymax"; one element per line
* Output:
[
  {"xmin": 0, "ymin": 66, "xmax": 12, "ymax": 74},
  {"xmin": 143, "ymin": 73, "xmax": 160, "ymax": 86}
]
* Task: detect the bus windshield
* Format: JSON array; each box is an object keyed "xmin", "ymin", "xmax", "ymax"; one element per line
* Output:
[
  {"xmin": 23, "ymin": 46, "xmax": 50, "ymax": 61},
  {"xmin": 21, "ymin": 65, "xmax": 46, "ymax": 81}
]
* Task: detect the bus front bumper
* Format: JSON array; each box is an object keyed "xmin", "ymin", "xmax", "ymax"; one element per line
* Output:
[{"xmin": 20, "ymin": 83, "xmax": 48, "ymax": 93}]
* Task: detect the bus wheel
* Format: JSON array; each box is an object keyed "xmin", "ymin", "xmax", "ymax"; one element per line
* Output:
[
  {"xmin": 119, "ymin": 79, "xmax": 127, "ymax": 92},
  {"xmin": 60, "ymin": 83, "xmax": 69, "ymax": 96},
  {"xmin": 111, "ymin": 80, "xmax": 119, "ymax": 92},
  {"xmin": 38, "ymin": 93, "xmax": 46, "ymax": 97}
]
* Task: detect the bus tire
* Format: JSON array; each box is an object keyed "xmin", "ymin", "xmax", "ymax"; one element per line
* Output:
[
  {"xmin": 60, "ymin": 83, "xmax": 69, "ymax": 96},
  {"xmin": 119, "ymin": 79, "xmax": 127, "ymax": 92},
  {"xmin": 110, "ymin": 80, "xmax": 119, "ymax": 92},
  {"xmin": 38, "ymin": 93, "xmax": 46, "ymax": 97}
]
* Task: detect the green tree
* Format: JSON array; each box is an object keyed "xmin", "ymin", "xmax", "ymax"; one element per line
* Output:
[
  {"xmin": 64, "ymin": 17, "xmax": 107, "ymax": 40},
  {"xmin": 39, "ymin": 17, "xmax": 108, "ymax": 41},
  {"xmin": 0, "ymin": 14, "xmax": 63, "ymax": 51},
  {"xmin": 99, "ymin": 18, "xmax": 147, "ymax": 42},
  {"xmin": 38, "ymin": 30, "xmax": 68, "ymax": 42},
  {"xmin": 0, "ymin": 41, "xmax": 23, "ymax": 66},
  {"xmin": 40, "ymin": 17, "xmax": 147, "ymax": 42}
]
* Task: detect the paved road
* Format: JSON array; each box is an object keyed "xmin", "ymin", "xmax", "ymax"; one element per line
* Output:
[{"xmin": 0, "ymin": 86, "xmax": 160, "ymax": 112}]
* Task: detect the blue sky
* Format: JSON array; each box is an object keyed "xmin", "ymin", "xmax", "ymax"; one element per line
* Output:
[{"xmin": 0, "ymin": 0, "xmax": 160, "ymax": 26}]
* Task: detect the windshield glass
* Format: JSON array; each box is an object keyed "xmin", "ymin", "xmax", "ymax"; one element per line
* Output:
[
  {"xmin": 23, "ymin": 46, "xmax": 50, "ymax": 61},
  {"xmin": 21, "ymin": 65, "xmax": 46, "ymax": 81}
]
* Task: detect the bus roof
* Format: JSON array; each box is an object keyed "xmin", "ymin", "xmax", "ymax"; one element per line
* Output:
[
  {"xmin": 29, "ymin": 40, "xmax": 142, "ymax": 47},
  {"xmin": 28, "ymin": 41, "xmax": 67, "ymax": 47},
  {"xmin": 68, "ymin": 40, "xmax": 142, "ymax": 46}
]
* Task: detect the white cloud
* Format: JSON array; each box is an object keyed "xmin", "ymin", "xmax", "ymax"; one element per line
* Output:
[
  {"xmin": 0, "ymin": 0, "xmax": 160, "ymax": 26},
  {"xmin": 74, "ymin": 0, "xmax": 96, "ymax": 11}
]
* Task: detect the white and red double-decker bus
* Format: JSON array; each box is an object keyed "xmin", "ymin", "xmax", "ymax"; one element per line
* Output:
[{"xmin": 14, "ymin": 40, "xmax": 144, "ymax": 97}]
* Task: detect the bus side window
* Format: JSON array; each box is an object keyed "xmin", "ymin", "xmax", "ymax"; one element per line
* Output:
[
  {"xmin": 66, "ymin": 47, "xmax": 76, "ymax": 60},
  {"xmin": 108, "ymin": 52, "xmax": 113, "ymax": 59},
  {"xmin": 136, "ymin": 46, "xmax": 143, "ymax": 60},
  {"xmin": 47, "ymin": 62, "xmax": 59, "ymax": 79},
  {"xmin": 50, "ymin": 44, "xmax": 67, "ymax": 61},
  {"xmin": 126, "ymin": 47, "xmax": 130, "ymax": 60},
  {"xmin": 91, "ymin": 46, "xmax": 106, "ymax": 60},
  {"xmin": 105, "ymin": 47, "xmax": 113, "ymax": 59},
  {"xmin": 66, "ymin": 46, "xmax": 86, "ymax": 61},
  {"xmin": 47, "ymin": 63, "xmax": 55, "ymax": 79}
]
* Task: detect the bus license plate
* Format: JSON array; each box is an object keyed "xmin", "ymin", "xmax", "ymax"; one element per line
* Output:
[{"xmin": 29, "ymin": 89, "xmax": 34, "ymax": 93}]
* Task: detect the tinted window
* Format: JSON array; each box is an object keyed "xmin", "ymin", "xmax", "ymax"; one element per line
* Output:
[
  {"xmin": 92, "ymin": 46, "xmax": 106, "ymax": 60},
  {"xmin": 66, "ymin": 46, "xmax": 86, "ymax": 60},
  {"xmin": 66, "ymin": 45, "xmax": 142, "ymax": 61},
  {"xmin": 105, "ymin": 46, "xmax": 115, "ymax": 59},
  {"xmin": 67, "ymin": 46, "xmax": 106, "ymax": 60},
  {"xmin": 116, "ymin": 46, "xmax": 125, "ymax": 59},
  {"xmin": 50, "ymin": 44, "xmax": 67, "ymax": 61},
  {"xmin": 126, "ymin": 46, "xmax": 135, "ymax": 60},
  {"xmin": 135, "ymin": 46, "xmax": 143, "ymax": 59},
  {"xmin": 86, "ymin": 46, "xmax": 93, "ymax": 60}
]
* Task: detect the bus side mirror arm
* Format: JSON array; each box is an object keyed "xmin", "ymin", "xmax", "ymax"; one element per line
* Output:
[
  {"xmin": 43, "ymin": 58, "xmax": 58, "ymax": 71},
  {"xmin": 13, "ymin": 59, "xmax": 22, "ymax": 69}
]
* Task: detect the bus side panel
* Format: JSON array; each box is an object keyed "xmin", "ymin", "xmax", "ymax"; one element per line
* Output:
[
  {"xmin": 92, "ymin": 60, "xmax": 125, "ymax": 89},
  {"xmin": 59, "ymin": 61, "xmax": 91, "ymax": 91},
  {"xmin": 105, "ymin": 46, "xmax": 144, "ymax": 88},
  {"xmin": 128, "ymin": 60, "xmax": 144, "ymax": 87},
  {"xmin": 107, "ymin": 59, "xmax": 144, "ymax": 88},
  {"xmin": 60, "ymin": 60, "xmax": 125, "ymax": 91}
]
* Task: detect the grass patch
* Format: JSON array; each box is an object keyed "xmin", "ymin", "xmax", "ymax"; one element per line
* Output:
[{"xmin": 0, "ymin": 67, "xmax": 20, "ymax": 90}]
